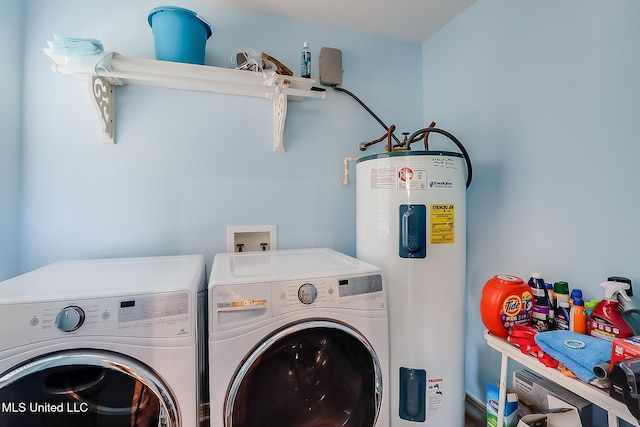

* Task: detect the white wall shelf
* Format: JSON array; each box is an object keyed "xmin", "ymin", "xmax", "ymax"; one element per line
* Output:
[
  {"xmin": 485, "ymin": 330, "xmax": 639, "ymax": 427},
  {"xmin": 44, "ymin": 49, "xmax": 325, "ymax": 150}
]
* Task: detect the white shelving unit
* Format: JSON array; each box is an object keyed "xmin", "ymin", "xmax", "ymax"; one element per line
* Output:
[
  {"xmin": 484, "ymin": 330, "xmax": 639, "ymax": 427},
  {"xmin": 44, "ymin": 49, "xmax": 325, "ymax": 150}
]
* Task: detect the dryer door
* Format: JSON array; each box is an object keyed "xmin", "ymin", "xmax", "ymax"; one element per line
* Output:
[
  {"xmin": 226, "ymin": 319, "xmax": 383, "ymax": 427},
  {"xmin": 0, "ymin": 349, "xmax": 178, "ymax": 427}
]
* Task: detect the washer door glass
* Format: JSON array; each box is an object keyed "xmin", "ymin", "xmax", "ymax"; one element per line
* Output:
[
  {"xmin": 226, "ymin": 319, "xmax": 383, "ymax": 427},
  {"xmin": 0, "ymin": 350, "xmax": 178, "ymax": 427}
]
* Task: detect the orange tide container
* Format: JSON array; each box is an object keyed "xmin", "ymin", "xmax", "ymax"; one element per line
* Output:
[{"xmin": 480, "ymin": 275, "xmax": 534, "ymax": 338}]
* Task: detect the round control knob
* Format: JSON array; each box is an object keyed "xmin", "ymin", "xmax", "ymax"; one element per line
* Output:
[
  {"xmin": 298, "ymin": 283, "xmax": 318, "ymax": 304},
  {"xmin": 55, "ymin": 306, "xmax": 85, "ymax": 332}
]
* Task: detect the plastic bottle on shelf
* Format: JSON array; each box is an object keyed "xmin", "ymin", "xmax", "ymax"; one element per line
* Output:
[
  {"xmin": 480, "ymin": 275, "xmax": 534, "ymax": 338},
  {"xmin": 553, "ymin": 281, "xmax": 571, "ymax": 330},
  {"xmin": 546, "ymin": 282, "xmax": 555, "ymax": 308},
  {"xmin": 608, "ymin": 276, "xmax": 640, "ymax": 335},
  {"xmin": 300, "ymin": 41, "xmax": 311, "ymax": 78},
  {"xmin": 590, "ymin": 281, "xmax": 635, "ymax": 341},
  {"xmin": 569, "ymin": 297, "xmax": 588, "ymax": 334},
  {"xmin": 528, "ymin": 273, "xmax": 551, "ymax": 332},
  {"xmin": 570, "ymin": 288, "xmax": 583, "ymax": 306},
  {"xmin": 584, "ymin": 299, "xmax": 598, "ymax": 334},
  {"xmin": 546, "ymin": 282, "xmax": 557, "ymax": 330}
]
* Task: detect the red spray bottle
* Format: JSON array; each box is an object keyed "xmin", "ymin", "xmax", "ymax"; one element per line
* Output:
[{"xmin": 590, "ymin": 281, "xmax": 634, "ymax": 341}]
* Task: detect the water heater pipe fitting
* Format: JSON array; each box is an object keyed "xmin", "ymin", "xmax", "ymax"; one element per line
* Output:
[{"xmin": 342, "ymin": 157, "xmax": 359, "ymax": 185}]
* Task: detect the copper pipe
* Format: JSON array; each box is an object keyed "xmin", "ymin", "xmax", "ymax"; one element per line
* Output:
[
  {"xmin": 423, "ymin": 121, "xmax": 436, "ymax": 150},
  {"xmin": 406, "ymin": 121, "xmax": 437, "ymax": 149},
  {"xmin": 359, "ymin": 125, "xmax": 397, "ymax": 152},
  {"xmin": 385, "ymin": 124, "xmax": 396, "ymax": 152}
]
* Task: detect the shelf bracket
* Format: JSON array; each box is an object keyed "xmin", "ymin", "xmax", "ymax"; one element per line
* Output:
[
  {"xmin": 90, "ymin": 75, "xmax": 116, "ymax": 144},
  {"xmin": 273, "ymin": 86, "xmax": 288, "ymax": 152}
]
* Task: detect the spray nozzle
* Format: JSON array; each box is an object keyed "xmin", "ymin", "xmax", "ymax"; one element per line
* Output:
[{"xmin": 600, "ymin": 280, "xmax": 631, "ymax": 301}]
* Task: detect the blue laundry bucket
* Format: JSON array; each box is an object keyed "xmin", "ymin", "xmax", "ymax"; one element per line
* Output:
[{"xmin": 148, "ymin": 6, "xmax": 212, "ymax": 65}]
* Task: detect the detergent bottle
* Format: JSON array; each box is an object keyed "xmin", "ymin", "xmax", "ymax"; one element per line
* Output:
[
  {"xmin": 590, "ymin": 280, "xmax": 635, "ymax": 341},
  {"xmin": 569, "ymin": 297, "xmax": 587, "ymax": 334},
  {"xmin": 608, "ymin": 276, "xmax": 640, "ymax": 335},
  {"xmin": 480, "ymin": 275, "xmax": 534, "ymax": 338},
  {"xmin": 528, "ymin": 273, "xmax": 551, "ymax": 332},
  {"xmin": 553, "ymin": 281, "xmax": 571, "ymax": 331}
]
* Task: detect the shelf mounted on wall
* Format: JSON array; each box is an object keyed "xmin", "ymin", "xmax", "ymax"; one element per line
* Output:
[{"xmin": 44, "ymin": 49, "xmax": 325, "ymax": 150}]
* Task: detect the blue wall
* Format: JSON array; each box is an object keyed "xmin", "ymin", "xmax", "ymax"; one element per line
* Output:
[
  {"xmin": 422, "ymin": 0, "xmax": 640, "ymax": 411},
  {"xmin": 12, "ymin": 0, "xmax": 640, "ymax": 421},
  {"xmin": 19, "ymin": 0, "xmax": 422, "ymax": 272},
  {"xmin": 0, "ymin": 2, "xmax": 24, "ymax": 280}
]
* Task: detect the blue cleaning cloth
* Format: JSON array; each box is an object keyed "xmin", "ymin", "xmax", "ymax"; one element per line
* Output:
[{"xmin": 534, "ymin": 330, "xmax": 612, "ymax": 382}]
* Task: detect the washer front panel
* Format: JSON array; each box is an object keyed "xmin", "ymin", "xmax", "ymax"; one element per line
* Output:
[{"xmin": 0, "ymin": 290, "xmax": 193, "ymax": 351}]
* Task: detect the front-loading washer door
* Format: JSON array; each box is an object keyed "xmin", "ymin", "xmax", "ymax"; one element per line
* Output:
[
  {"xmin": 0, "ymin": 349, "xmax": 178, "ymax": 427},
  {"xmin": 226, "ymin": 319, "xmax": 383, "ymax": 427}
]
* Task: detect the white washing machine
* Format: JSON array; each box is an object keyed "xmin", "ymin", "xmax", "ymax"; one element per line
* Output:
[
  {"xmin": 0, "ymin": 255, "xmax": 207, "ymax": 427},
  {"xmin": 208, "ymin": 248, "xmax": 389, "ymax": 427}
]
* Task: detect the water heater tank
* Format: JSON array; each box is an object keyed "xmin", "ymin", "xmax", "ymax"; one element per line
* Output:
[{"xmin": 356, "ymin": 150, "xmax": 467, "ymax": 427}]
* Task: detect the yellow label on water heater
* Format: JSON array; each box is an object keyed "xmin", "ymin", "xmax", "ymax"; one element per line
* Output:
[{"xmin": 430, "ymin": 204, "xmax": 454, "ymax": 244}]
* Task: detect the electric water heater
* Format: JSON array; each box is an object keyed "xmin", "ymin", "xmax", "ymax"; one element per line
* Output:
[{"xmin": 356, "ymin": 150, "xmax": 467, "ymax": 427}]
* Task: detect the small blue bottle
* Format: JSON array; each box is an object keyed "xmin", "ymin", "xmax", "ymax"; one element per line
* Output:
[{"xmin": 300, "ymin": 41, "xmax": 311, "ymax": 78}]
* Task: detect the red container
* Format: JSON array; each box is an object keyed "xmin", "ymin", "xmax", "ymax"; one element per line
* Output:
[{"xmin": 480, "ymin": 275, "xmax": 534, "ymax": 338}]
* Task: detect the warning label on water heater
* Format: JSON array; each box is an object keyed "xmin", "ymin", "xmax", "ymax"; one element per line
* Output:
[
  {"xmin": 430, "ymin": 204, "xmax": 455, "ymax": 244},
  {"xmin": 369, "ymin": 166, "xmax": 427, "ymax": 189},
  {"xmin": 427, "ymin": 378, "xmax": 444, "ymax": 411}
]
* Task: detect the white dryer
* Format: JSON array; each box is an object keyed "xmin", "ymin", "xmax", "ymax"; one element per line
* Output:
[
  {"xmin": 208, "ymin": 248, "xmax": 389, "ymax": 427},
  {"xmin": 0, "ymin": 255, "xmax": 207, "ymax": 427}
]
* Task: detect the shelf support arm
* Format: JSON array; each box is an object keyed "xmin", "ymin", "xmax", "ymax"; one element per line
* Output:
[
  {"xmin": 90, "ymin": 75, "xmax": 116, "ymax": 144},
  {"xmin": 272, "ymin": 85, "xmax": 287, "ymax": 152}
]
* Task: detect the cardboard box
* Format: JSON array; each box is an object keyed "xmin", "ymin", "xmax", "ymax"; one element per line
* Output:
[
  {"xmin": 512, "ymin": 370, "xmax": 593, "ymax": 427},
  {"xmin": 487, "ymin": 383, "xmax": 518, "ymax": 427},
  {"xmin": 611, "ymin": 336, "xmax": 640, "ymax": 367}
]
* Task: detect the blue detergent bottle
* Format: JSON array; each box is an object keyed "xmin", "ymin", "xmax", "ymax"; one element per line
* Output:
[{"xmin": 528, "ymin": 273, "xmax": 551, "ymax": 332}]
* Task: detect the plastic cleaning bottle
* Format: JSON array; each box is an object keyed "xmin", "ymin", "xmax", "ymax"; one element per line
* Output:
[
  {"xmin": 570, "ymin": 288, "xmax": 583, "ymax": 307},
  {"xmin": 590, "ymin": 281, "xmax": 635, "ymax": 341},
  {"xmin": 569, "ymin": 297, "xmax": 587, "ymax": 334},
  {"xmin": 546, "ymin": 282, "xmax": 556, "ymax": 330},
  {"xmin": 584, "ymin": 299, "xmax": 599, "ymax": 334},
  {"xmin": 480, "ymin": 275, "xmax": 533, "ymax": 338},
  {"xmin": 546, "ymin": 282, "xmax": 555, "ymax": 308},
  {"xmin": 609, "ymin": 276, "xmax": 640, "ymax": 335},
  {"xmin": 300, "ymin": 41, "xmax": 311, "ymax": 78},
  {"xmin": 528, "ymin": 273, "xmax": 551, "ymax": 332},
  {"xmin": 554, "ymin": 281, "xmax": 571, "ymax": 331}
]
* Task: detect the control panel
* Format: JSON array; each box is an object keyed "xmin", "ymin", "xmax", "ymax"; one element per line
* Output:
[
  {"xmin": 211, "ymin": 274, "xmax": 385, "ymax": 331},
  {"xmin": 0, "ymin": 291, "xmax": 193, "ymax": 350},
  {"xmin": 272, "ymin": 273, "xmax": 384, "ymax": 316}
]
